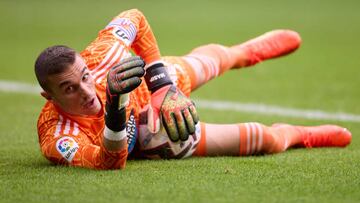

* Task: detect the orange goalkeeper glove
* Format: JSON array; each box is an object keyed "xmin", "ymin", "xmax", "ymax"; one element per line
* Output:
[{"xmin": 144, "ymin": 63, "xmax": 199, "ymax": 142}]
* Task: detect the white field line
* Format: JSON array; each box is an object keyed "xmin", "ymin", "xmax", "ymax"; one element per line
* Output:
[
  {"xmin": 0, "ymin": 80, "xmax": 42, "ymax": 94},
  {"xmin": 1, "ymin": 80, "xmax": 360, "ymax": 123},
  {"xmin": 195, "ymin": 100, "xmax": 360, "ymax": 123}
]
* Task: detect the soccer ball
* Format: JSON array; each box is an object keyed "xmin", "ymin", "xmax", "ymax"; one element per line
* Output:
[{"xmin": 138, "ymin": 122, "xmax": 201, "ymax": 159}]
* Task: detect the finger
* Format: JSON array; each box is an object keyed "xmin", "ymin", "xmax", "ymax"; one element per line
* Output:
[
  {"xmin": 117, "ymin": 67, "xmax": 145, "ymax": 81},
  {"xmin": 189, "ymin": 104, "xmax": 199, "ymax": 124},
  {"xmin": 117, "ymin": 56, "xmax": 143, "ymax": 66},
  {"xmin": 182, "ymin": 108, "xmax": 195, "ymax": 135},
  {"xmin": 122, "ymin": 56, "xmax": 142, "ymax": 63},
  {"xmin": 112, "ymin": 57, "xmax": 145, "ymax": 72},
  {"xmin": 146, "ymin": 105, "xmax": 161, "ymax": 133},
  {"xmin": 162, "ymin": 112, "xmax": 179, "ymax": 142},
  {"xmin": 118, "ymin": 77, "xmax": 142, "ymax": 94},
  {"xmin": 118, "ymin": 58, "xmax": 145, "ymax": 73},
  {"xmin": 174, "ymin": 111, "xmax": 189, "ymax": 141}
]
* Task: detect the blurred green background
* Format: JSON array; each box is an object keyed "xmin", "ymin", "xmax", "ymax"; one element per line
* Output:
[
  {"xmin": 1, "ymin": 0, "xmax": 359, "ymax": 202},
  {"xmin": 1, "ymin": 0, "xmax": 360, "ymax": 113}
]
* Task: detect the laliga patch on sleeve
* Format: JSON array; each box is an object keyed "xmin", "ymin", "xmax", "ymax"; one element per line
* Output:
[{"xmin": 56, "ymin": 136, "xmax": 79, "ymax": 162}]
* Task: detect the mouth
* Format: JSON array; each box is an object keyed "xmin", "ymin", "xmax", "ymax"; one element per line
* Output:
[{"xmin": 83, "ymin": 98, "xmax": 96, "ymax": 110}]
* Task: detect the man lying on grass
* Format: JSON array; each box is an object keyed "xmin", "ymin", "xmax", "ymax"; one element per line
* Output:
[{"xmin": 35, "ymin": 9, "xmax": 351, "ymax": 169}]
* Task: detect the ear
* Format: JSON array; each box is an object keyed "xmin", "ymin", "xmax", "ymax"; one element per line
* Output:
[{"xmin": 40, "ymin": 91, "xmax": 52, "ymax": 100}]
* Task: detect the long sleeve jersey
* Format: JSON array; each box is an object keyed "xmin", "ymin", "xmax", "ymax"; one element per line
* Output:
[{"xmin": 37, "ymin": 9, "xmax": 170, "ymax": 169}]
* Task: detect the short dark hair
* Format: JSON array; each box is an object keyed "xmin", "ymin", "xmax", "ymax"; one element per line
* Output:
[{"xmin": 34, "ymin": 45, "xmax": 76, "ymax": 91}]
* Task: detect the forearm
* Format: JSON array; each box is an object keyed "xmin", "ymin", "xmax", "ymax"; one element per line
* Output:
[
  {"xmin": 100, "ymin": 127, "xmax": 128, "ymax": 169},
  {"xmin": 117, "ymin": 9, "xmax": 161, "ymax": 64},
  {"xmin": 40, "ymin": 132, "xmax": 128, "ymax": 170},
  {"xmin": 94, "ymin": 142, "xmax": 128, "ymax": 170},
  {"xmin": 103, "ymin": 103, "xmax": 127, "ymax": 151},
  {"xmin": 99, "ymin": 96, "xmax": 128, "ymax": 169}
]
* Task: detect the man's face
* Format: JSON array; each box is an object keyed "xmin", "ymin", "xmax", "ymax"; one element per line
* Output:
[{"xmin": 44, "ymin": 55, "xmax": 101, "ymax": 116}]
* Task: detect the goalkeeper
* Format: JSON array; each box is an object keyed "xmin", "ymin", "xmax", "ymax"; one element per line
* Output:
[{"xmin": 35, "ymin": 9, "xmax": 351, "ymax": 169}]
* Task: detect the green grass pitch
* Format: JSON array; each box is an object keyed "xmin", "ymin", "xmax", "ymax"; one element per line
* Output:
[{"xmin": 1, "ymin": 0, "xmax": 360, "ymax": 202}]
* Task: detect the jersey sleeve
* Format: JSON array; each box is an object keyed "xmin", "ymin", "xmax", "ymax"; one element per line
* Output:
[
  {"xmin": 38, "ymin": 117, "xmax": 127, "ymax": 170},
  {"xmin": 113, "ymin": 9, "xmax": 161, "ymax": 63},
  {"xmin": 81, "ymin": 9, "xmax": 161, "ymax": 84}
]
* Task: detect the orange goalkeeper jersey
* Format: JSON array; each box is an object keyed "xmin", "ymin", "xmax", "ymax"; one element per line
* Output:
[{"xmin": 37, "ymin": 9, "xmax": 191, "ymax": 169}]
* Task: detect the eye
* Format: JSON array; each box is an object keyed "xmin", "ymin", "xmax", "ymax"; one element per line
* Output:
[
  {"xmin": 82, "ymin": 73, "xmax": 90, "ymax": 81},
  {"xmin": 65, "ymin": 86, "xmax": 75, "ymax": 94}
]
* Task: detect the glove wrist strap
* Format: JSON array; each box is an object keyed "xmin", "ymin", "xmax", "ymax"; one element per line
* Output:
[
  {"xmin": 105, "ymin": 87, "xmax": 126, "ymax": 132},
  {"xmin": 144, "ymin": 63, "xmax": 173, "ymax": 93},
  {"xmin": 105, "ymin": 103, "xmax": 127, "ymax": 132}
]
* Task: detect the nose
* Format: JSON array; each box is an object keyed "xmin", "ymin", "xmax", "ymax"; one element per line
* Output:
[{"xmin": 79, "ymin": 82, "xmax": 93, "ymax": 99}]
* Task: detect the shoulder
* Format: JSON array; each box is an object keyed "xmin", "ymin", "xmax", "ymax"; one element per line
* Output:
[
  {"xmin": 37, "ymin": 102, "xmax": 60, "ymax": 135},
  {"xmin": 37, "ymin": 102, "xmax": 83, "ymax": 142}
]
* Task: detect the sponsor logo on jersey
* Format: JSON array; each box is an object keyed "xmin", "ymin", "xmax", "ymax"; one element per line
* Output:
[
  {"xmin": 112, "ymin": 28, "xmax": 131, "ymax": 46},
  {"xmin": 127, "ymin": 109, "xmax": 138, "ymax": 154},
  {"xmin": 56, "ymin": 136, "xmax": 79, "ymax": 162}
]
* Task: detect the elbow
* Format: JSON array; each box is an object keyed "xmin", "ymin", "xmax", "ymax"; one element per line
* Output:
[
  {"xmin": 127, "ymin": 8, "xmax": 145, "ymax": 16},
  {"xmin": 100, "ymin": 147, "xmax": 128, "ymax": 170},
  {"xmin": 105, "ymin": 159, "xmax": 127, "ymax": 170}
]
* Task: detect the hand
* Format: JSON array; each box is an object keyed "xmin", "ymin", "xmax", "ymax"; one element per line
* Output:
[
  {"xmin": 106, "ymin": 56, "xmax": 145, "ymax": 109},
  {"xmin": 104, "ymin": 56, "xmax": 145, "ymax": 133},
  {"xmin": 143, "ymin": 62, "xmax": 199, "ymax": 142},
  {"xmin": 147, "ymin": 85, "xmax": 199, "ymax": 142},
  {"xmin": 145, "ymin": 62, "xmax": 199, "ymax": 142}
]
